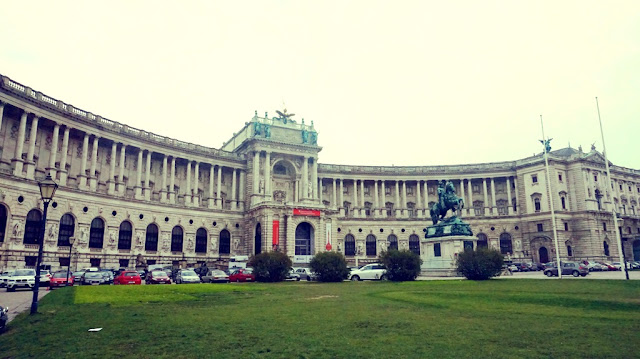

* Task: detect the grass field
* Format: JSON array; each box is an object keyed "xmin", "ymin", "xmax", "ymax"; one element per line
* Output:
[{"xmin": 1, "ymin": 280, "xmax": 639, "ymax": 358}]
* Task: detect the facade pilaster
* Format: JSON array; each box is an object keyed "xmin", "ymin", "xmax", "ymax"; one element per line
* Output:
[
  {"xmin": 374, "ymin": 181, "xmax": 379, "ymax": 216},
  {"xmin": 402, "ymin": 181, "xmax": 407, "ymax": 217},
  {"xmin": 143, "ymin": 151, "xmax": 152, "ymax": 201},
  {"xmin": 395, "ymin": 181, "xmax": 400, "ymax": 216},
  {"xmin": 467, "ymin": 179, "xmax": 474, "ymax": 216},
  {"xmin": 416, "ymin": 181, "xmax": 422, "ymax": 214},
  {"xmin": 59, "ymin": 127, "xmax": 70, "ymax": 185},
  {"xmin": 89, "ymin": 136, "xmax": 99, "ymax": 191},
  {"xmin": 169, "ymin": 157, "xmax": 176, "ymax": 203},
  {"xmin": 238, "ymin": 170, "xmax": 245, "ymax": 210},
  {"xmin": 48, "ymin": 123, "xmax": 60, "ymax": 178},
  {"xmin": 134, "ymin": 149, "xmax": 143, "ymax": 199},
  {"xmin": 332, "ymin": 179, "xmax": 337, "ymax": 209},
  {"xmin": 108, "ymin": 141, "xmax": 117, "ymax": 195},
  {"xmin": 312, "ymin": 158, "xmax": 318, "ymax": 200},
  {"xmin": 25, "ymin": 115, "xmax": 39, "ymax": 179},
  {"xmin": 302, "ymin": 156, "xmax": 309, "ymax": 200},
  {"xmin": 185, "ymin": 161, "xmax": 192, "ymax": 205},
  {"xmin": 381, "ymin": 181, "xmax": 386, "ymax": 216},
  {"xmin": 318, "ymin": 178, "xmax": 323, "ymax": 204},
  {"xmin": 506, "ymin": 176, "xmax": 513, "ymax": 215},
  {"xmin": 483, "ymin": 178, "xmax": 489, "ymax": 215},
  {"xmin": 217, "ymin": 166, "xmax": 223, "ymax": 209},
  {"xmin": 192, "ymin": 162, "xmax": 199, "ymax": 206},
  {"xmin": 360, "ymin": 180, "xmax": 365, "ymax": 216},
  {"xmin": 12, "ymin": 111, "xmax": 28, "ymax": 177},
  {"xmin": 459, "ymin": 179, "xmax": 465, "ymax": 216},
  {"xmin": 513, "ymin": 176, "xmax": 519, "ymax": 213},
  {"xmin": 160, "ymin": 155, "xmax": 168, "ymax": 203},
  {"xmin": 208, "ymin": 165, "xmax": 215, "ymax": 208},
  {"xmin": 252, "ymin": 151, "xmax": 260, "ymax": 203},
  {"xmin": 231, "ymin": 168, "xmax": 237, "ymax": 210},
  {"xmin": 265, "ymin": 151, "xmax": 271, "ymax": 200},
  {"xmin": 79, "ymin": 134, "xmax": 89, "ymax": 188},
  {"xmin": 339, "ymin": 179, "xmax": 344, "ymax": 216},
  {"xmin": 117, "ymin": 144, "xmax": 126, "ymax": 194},
  {"xmin": 352, "ymin": 180, "xmax": 358, "ymax": 217},
  {"xmin": 0, "ymin": 102, "xmax": 4, "ymax": 133},
  {"xmin": 490, "ymin": 177, "xmax": 497, "ymax": 213}
]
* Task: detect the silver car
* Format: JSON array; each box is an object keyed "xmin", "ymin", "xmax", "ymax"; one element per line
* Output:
[
  {"xmin": 202, "ymin": 269, "xmax": 229, "ymax": 283},
  {"xmin": 176, "ymin": 270, "xmax": 201, "ymax": 284},
  {"xmin": 82, "ymin": 272, "xmax": 105, "ymax": 285}
]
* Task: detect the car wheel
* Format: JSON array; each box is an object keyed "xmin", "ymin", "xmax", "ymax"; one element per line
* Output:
[
  {"xmin": 581, "ymin": 273, "xmax": 587, "ymax": 277},
  {"xmin": 7, "ymin": 287, "xmax": 14, "ymax": 292},
  {"xmin": 296, "ymin": 277, "xmax": 300, "ymax": 281},
  {"xmin": 572, "ymin": 271, "xmax": 579, "ymax": 277},
  {"xmin": 306, "ymin": 277, "xmax": 311, "ymax": 281},
  {"xmin": 380, "ymin": 275, "xmax": 387, "ymax": 281},
  {"xmin": 351, "ymin": 275, "xmax": 360, "ymax": 281},
  {"xmin": 545, "ymin": 271, "xmax": 553, "ymax": 277}
]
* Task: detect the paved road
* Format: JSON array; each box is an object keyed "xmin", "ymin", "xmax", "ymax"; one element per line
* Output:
[
  {"xmin": 0, "ymin": 287, "xmax": 50, "ymax": 324},
  {"xmin": 497, "ymin": 269, "xmax": 640, "ymax": 280}
]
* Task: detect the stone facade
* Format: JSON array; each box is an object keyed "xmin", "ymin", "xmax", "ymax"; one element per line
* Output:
[{"xmin": 0, "ymin": 74, "xmax": 639, "ymax": 272}]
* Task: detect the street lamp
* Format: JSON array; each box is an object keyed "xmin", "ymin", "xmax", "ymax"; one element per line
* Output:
[
  {"xmin": 31, "ymin": 175, "xmax": 58, "ymax": 315},
  {"xmin": 65, "ymin": 236, "xmax": 76, "ymax": 285}
]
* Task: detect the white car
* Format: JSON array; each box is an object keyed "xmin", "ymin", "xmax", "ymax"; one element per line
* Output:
[
  {"xmin": 348, "ymin": 263, "xmax": 387, "ymax": 281},
  {"xmin": 293, "ymin": 267, "xmax": 317, "ymax": 281},
  {"xmin": 176, "ymin": 270, "xmax": 201, "ymax": 284},
  {"xmin": 6, "ymin": 269, "xmax": 37, "ymax": 292},
  {"xmin": 0, "ymin": 270, "xmax": 15, "ymax": 288}
]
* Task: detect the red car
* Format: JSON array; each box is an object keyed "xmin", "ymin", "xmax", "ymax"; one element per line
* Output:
[
  {"xmin": 147, "ymin": 271, "xmax": 171, "ymax": 284},
  {"xmin": 114, "ymin": 271, "xmax": 142, "ymax": 285},
  {"xmin": 49, "ymin": 271, "xmax": 74, "ymax": 288},
  {"xmin": 229, "ymin": 268, "xmax": 255, "ymax": 282}
]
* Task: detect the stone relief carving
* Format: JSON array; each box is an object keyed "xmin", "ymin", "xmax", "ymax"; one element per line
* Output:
[
  {"xmin": 400, "ymin": 241, "xmax": 408, "ymax": 250},
  {"xmin": 47, "ymin": 223, "xmax": 58, "ymax": 242},
  {"xmin": 273, "ymin": 190, "xmax": 286, "ymax": 203},
  {"xmin": 210, "ymin": 236, "xmax": 217, "ymax": 251},
  {"xmin": 259, "ymin": 178, "xmax": 265, "ymax": 194},
  {"xmin": 233, "ymin": 237, "xmax": 241, "ymax": 251},
  {"xmin": 136, "ymin": 231, "xmax": 144, "ymax": 247},
  {"xmin": 10, "ymin": 125, "xmax": 17, "ymax": 139},
  {"xmin": 308, "ymin": 181, "xmax": 313, "ymax": 197},
  {"xmin": 161, "ymin": 233, "xmax": 170, "ymax": 251},
  {"xmin": 356, "ymin": 242, "xmax": 364, "ymax": 256},
  {"xmin": 45, "ymin": 136, "xmax": 53, "ymax": 150},
  {"xmin": 108, "ymin": 230, "xmax": 117, "ymax": 247},
  {"xmin": 12, "ymin": 219, "xmax": 22, "ymax": 238},
  {"xmin": 76, "ymin": 144, "xmax": 83, "ymax": 157},
  {"xmin": 186, "ymin": 236, "xmax": 194, "ymax": 250}
]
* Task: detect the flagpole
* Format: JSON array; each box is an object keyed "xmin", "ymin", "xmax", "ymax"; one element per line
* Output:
[
  {"xmin": 595, "ymin": 97, "xmax": 627, "ymax": 280},
  {"xmin": 540, "ymin": 115, "xmax": 562, "ymax": 279}
]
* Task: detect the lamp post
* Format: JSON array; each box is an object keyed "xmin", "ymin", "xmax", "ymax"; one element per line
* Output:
[
  {"xmin": 31, "ymin": 175, "xmax": 58, "ymax": 315},
  {"xmin": 66, "ymin": 236, "xmax": 76, "ymax": 285}
]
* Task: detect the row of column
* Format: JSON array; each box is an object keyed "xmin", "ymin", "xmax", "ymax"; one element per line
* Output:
[
  {"xmin": 1, "ymin": 104, "xmax": 244, "ymax": 210},
  {"xmin": 314, "ymin": 177, "xmax": 518, "ymax": 218},
  {"xmin": 252, "ymin": 151, "xmax": 319, "ymax": 202}
]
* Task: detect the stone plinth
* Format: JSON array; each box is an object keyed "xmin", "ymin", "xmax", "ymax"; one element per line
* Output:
[{"xmin": 421, "ymin": 234, "xmax": 475, "ymax": 277}]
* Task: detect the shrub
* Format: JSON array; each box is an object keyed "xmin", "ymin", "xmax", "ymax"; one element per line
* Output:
[
  {"xmin": 309, "ymin": 251, "xmax": 350, "ymax": 282},
  {"xmin": 248, "ymin": 251, "xmax": 292, "ymax": 282},
  {"xmin": 455, "ymin": 247, "xmax": 504, "ymax": 280},
  {"xmin": 378, "ymin": 249, "xmax": 423, "ymax": 281}
]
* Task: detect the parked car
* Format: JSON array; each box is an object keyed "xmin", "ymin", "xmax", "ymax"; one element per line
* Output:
[
  {"xmin": 348, "ymin": 263, "xmax": 387, "ymax": 281},
  {"xmin": 147, "ymin": 271, "xmax": 172, "ymax": 284},
  {"xmin": 507, "ymin": 264, "xmax": 518, "ymax": 272},
  {"xmin": 581, "ymin": 261, "xmax": 602, "ymax": 272},
  {"xmin": 599, "ymin": 262, "xmax": 617, "ymax": 271},
  {"xmin": 71, "ymin": 271, "xmax": 85, "ymax": 284},
  {"xmin": 286, "ymin": 270, "xmax": 301, "ymax": 281},
  {"xmin": 6, "ymin": 269, "xmax": 37, "ymax": 292},
  {"xmin": 49, "ymin": 271, "xmax": 74, "ymax": 288},
  {"xmin": 510, "ymin": 263, "xmax": 527, "ymax": 272},
  {"xmin": 229, "ymin": 268, "xmax": 255, "ymax": 282},
  {"xmin": 100, "ymin": 271, "xmax": 114, "ymax": 285},
  {"xmin": 175, "ymin": 270, "xmax": 201, "ymax": 284},
  {"xmin": 0, "ymin": 305, "xmax": 8, "ymax": 332},
  {"xmin": 629, "ymin": 261, "xmax": 640, "ymax": 270},
  {"xmin": 0, "ymin": 270, "xmax": 15, "ymax": 288},
  {"xmin": 611, "ymin": 262, "xmax": 623, "ymax": 271},
  {"xmin": 114, "ymin": 271, "xmax": 142, "ymax": 285},
  {"xmin": 543, "ymin": 262, "xmax": 556, "ymax": 269},
  {"xmin": 293, "ymin": 267, "xmax": 317, "ymax": 281},
  {"xmin": 202, "ymin": 269, "xmax": 229, "ymax": 283},
  {"xmin": 543, "ymin": 262, "xmax": 589, "ymax": 277},
  {"xmin": 39, "ymin": 269, "xmax": 52, "ymax": 284},
  {"xmin": 82, "ymin": 272, "xmax": 106, "ymax": 285}
]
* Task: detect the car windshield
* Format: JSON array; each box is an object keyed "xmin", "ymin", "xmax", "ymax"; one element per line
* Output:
[
  {"xmin": 85, "ymin": 273, "xmax": 102, "ymax": 278},
  {"xmin": 211, "ymin": 270, "xmax": 225, "ymax": 275},
  {"xmin": 182, "ymin": 271, "xmax": 197, "ymax": 276},
  {"xmin": 53, "ymin": 272, "xmax": 68, "ymax": 278},
  {"xmin": 124, "ymin": 272, "xmax": 139, "ymax": 277},
  {"xmin": 14, "ymin": 270, "xmax": 35, "ymax": 276},
  {"xmin": 73, "ymin": 272, "xmax": 84, "ymax": 276},
  {"xmin": 153, "ymin": 271, "xmax": 167, "ymax": 276}
]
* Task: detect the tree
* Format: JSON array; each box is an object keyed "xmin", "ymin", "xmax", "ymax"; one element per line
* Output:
[
  {"xmin": 378, "ymin": 249, "xmax": 423, "ymax": 281},
  {"xmin": 248, "ymin": 251, "xmax": 292, "ymax": 282},
  {"xmin": 310, "ymin": 251, "xmax": 350, "ymax": 282},
  {"xmin": 455, "ymin": 247, "xmax": 504, "ymax": 280}
]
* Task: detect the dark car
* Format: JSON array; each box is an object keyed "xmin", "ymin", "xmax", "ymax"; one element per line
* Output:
[
  {"xmin": 82, "ymin": 272, "xmax": 106, "ymax": 285},
  {"xmin": 0, "ymin": 305, "xmax": 8, "ymax": 332},
  {"xmin": 544, "ymin": 261, "xmax": 589, "ymax": 277},
  {"xmin": 147, "ymin": 271, "xmax": 172, "ymax": 284}
]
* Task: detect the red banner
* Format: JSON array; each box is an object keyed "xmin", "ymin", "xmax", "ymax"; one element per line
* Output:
[
  {"xmin": 272, "ymin": 220, "xmax": 279, "ymax": 246},
  {"xmin": 293, "ymin": 208, "xmax": 321, "ymax": 217}
]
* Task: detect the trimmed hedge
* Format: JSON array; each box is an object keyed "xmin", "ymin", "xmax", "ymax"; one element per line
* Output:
[
  {"xmin": 378, "ymin": 249, "xmax": 423, "ymax": 281},
  {"xmin": 248, "ymin": 251, "xmax": 292, "ymax": 282},
  {"xmin": 310, "ymin": 251, "xmax": 350, "ymax": 282},
  {"xmin": 455, "ymin": 247, "xmax": 504, "ymax": 280}
]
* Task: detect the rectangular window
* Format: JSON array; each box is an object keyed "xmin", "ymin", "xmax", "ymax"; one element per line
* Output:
[
  {"xmin": 385, "ymin": 187, "xmax": 391, "ymax": 195},
  {"xmin": 90, "ymin": 258, "xmax": 101, "ymax": 267},
  {"xmin": 594, "ymin": 175, "xmax": 598, "ymax": 182},
  {"xmin": 25, "ymin": 256, "xmax": 38, "ymax": 267},
  {"xmin": 537, "ymin": 223, "xmax": 544, "ymax": 232},
  {"xmin": 434, "ymin": 243, "xmax": 441, "ymax": 257},
  {"xmin": 620, "ymin": 185, "xmax": 623, "ymax": 190},
  {"xmin": 343, "ymin": 186, "xmax": 349, "ymax": 194},
  {"xmin": 564, "ymin": 223, "xmax": 569, "ymax": 231},
  {"xmin": 603, "ymin": 222, "xmax": 607, "ymax": 231},
  {"xmin": 472, "ymin": 184, "xmax": 480, "ymax": 193},
  {"xmin": 558, "ymin": 173, "xmax": 563, "ymax": 182},
  {"xmin": 119, "ymin": 259, "xmax": 129, "ymax": 268},
  {"xmin": 532, "ymin": 175, "xmax": 538, "ymax": 184},
  {"xmin": 59, "ymin": 257, "xmax": 70, "ymax": 267},
  {"xmin": 463, "ymin": 241, "xmax": 474, "ymax": 251},
  {"xmin": 407, "ymin": 187, "xmax": 414, "ymax": 195},
  {"xmin": 428, "ymin": 187, "xmax": 435, "ymax": 195},
  {"xmin": 322, "ymin": 185, "xmax": 327, "ymax": 194},
  {"xmin": 363, "ymin": 186, "xmax": 370, "ymax": 195}
]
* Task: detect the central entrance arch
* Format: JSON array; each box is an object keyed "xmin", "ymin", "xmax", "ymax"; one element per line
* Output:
[
  {"xmin": 295, "ymin": 222, "xmax": 314, "ymax": 256},
  {"xmin": 255, "ymin": 223, "xmax": 262, "ymax": 255},
  {"xmin": 539, "ymin": 247, "xmax": 549, "ymax": 263}
]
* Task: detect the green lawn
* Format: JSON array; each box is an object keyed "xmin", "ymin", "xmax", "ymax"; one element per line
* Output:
[{"xmin": 1, "ymin": 280, "xmax": 639, "ymax": 358}]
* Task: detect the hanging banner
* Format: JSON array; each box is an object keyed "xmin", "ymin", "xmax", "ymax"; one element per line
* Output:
[
  {"xmin": 325, "ymin": 222, "xmax": 332, "ymax": 251},
  {"xmin": 293, "ymin": 208, "xmax": 321, "ymax": 217},
  {"xmin": 272, "ymin": 220, "xmax": 280, "ymax": 247}
]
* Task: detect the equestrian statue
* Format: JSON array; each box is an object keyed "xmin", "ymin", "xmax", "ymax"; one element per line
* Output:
[{"xmin": 430, "ymin": 180, "xmax": 464, "ymax": 225}]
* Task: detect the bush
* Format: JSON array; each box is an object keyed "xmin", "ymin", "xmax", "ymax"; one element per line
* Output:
[
  {"xmin": 455, "ymin": 248, "xmax": 504, "ymax": 280},
  {"xmin": 309, "ymin": 252, "xmax": 350, "ymax": 282},
  {"xmin": 248, "ymin": 251, "xmax": 292, "ymax": 282},
  {"xmin": 378, "ymin": 250, "xmax": 423, "ymax": 281}
]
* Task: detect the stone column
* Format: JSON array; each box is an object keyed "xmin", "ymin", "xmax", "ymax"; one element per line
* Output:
[
  {"xmin": 160, "ymin": 155, "xmax": 168, "ymax": 203},
  {"xmin": 192, "ymin": 162, "xmax": 199, "ymax": 206},
  {"xmin": 59, "ymin": 127, "xmax": 70, "ymax": 185},
  {"xmin": 506, "ymin": 177, "xmax": 513, "ymax": 215},
  {"xmin": 374, "ymin": 181, "xmax": 379, "ymax": 216},
  {"xmin": 424, "ymin": 181, "xmax": 429, "ymax": 209},
  {"xmin": 231, "ymin": 168, "xmax": 237, "ymax": 210},
  {"xmin": 319, "ymin": 177, "xmax": 323, "ymax": 204},
  {"xmin": 360, "ymin": 180, "xmax": 365, "ymax": 216},
  {"xmin": 89, "ymin": 136, "xmax": 99, "ymax": 191},
  {"xmin": 79, "ymin": 134, "xmax": 89, "ymax": 188},
  {"xmin": 416, "ymin": 181, "xmax": 422, "ymax": 214},
  {"xmin": 108, "ymin": 141, "xmax": 117, "ymax": 195},
  {"xmin": 217, "ymin": 165, "xmax": 223, "ymax": 209},
  {"xmin": 381, "ymin": 181, "xmax": 386, "ymax": 216},
  {"xmin": 402, "ymin": 181, "xmax": 407, "ymax": 216},
  {"xmin": 302, "ymin": 156, "xmax": 309, "ymax": 200},
  {"xmin": 490, "ymin": 178, "xmax": 497, "ymax": 214},
  {"xmin": 253, "ymin": 151, "xmax": 260, "ymax": 197},
  {"xmin": 264, "ymin": 151, "xmax": 271, "ymax": 200},
  {"xmin": 134, "ymin": 149, "xmax": 143, "ymax": 199},
  {"xmin": 239, "ymin": 170, "xmax": 245, "ymax": 210},
  {"xmin": 208, "ymin": 165, "xmax": 215, "ymax": 208},
  {"xmin": 185, "ymin": 161, "xmax": 192, "ymax": 205},
  {"xmin": 352, "ymin": 180, "xmax": 358, "ymax": 217},
  {"xmin": 459, "ymin": 179, "xmax": 465, "ymax": 216},
  {"xmin": 169, "ymin": 157, "xmax": 176, "ymax": 203},
  {"xmin": 395, "ymin": 181, "xmax": 400, "ymax": 216},
  {"xmin": 312, "ymin": 158, "xmax": 318, "ymax": 200},
  {"xmin": 339, "ymin": 179, "xmax": 344, "ymax": 215},
  {"xmin": 117, "ymin": 144, "xmax": 126, "ymax": 194},
  {"xmin": 143, "ymin": 151, "xmax": 151, "ymax": 200},
  {"xmin": 0, "ymin": 102, "xmax": 4, "ymax": 133},
  {"xmin": 332, "ymin": 179, "xmax": 337, "ymax": 209},
  {"xmin": 48, "ymin": 123, "xmax": 60, "ymax": 178},
  {"xmin": 25, "ymin": 115, "xmax": 39, "ymax": 179},
  {"xmin": 483, "ymin": 178, "xmax": 489, "ymax": 215},
  {"xmin": 12, "ymin": 111, "xmax": 28, "ymax": 177},
  {"xmin": 513, "ymin": 176, "xmax": 519, "ymax": 213}
]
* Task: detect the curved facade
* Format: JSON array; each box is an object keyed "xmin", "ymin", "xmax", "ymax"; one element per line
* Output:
[{"xmin": 1, "ymin": 74, "xmax": 639, "ymax": 271}]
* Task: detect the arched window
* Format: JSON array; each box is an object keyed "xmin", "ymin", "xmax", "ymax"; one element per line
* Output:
[
  {"xmin": 295, "ymin": 223, "xmax": 313, "ymax": 256},
  {"xmin": 145, "ymin": 224, "xmax": 158, "ymax": 251},
  {"xmin": 344, "ymin": 234, "xmax": 355, "ymax": 256},
  {"xmin": 89, "ymin": 218, "xmax": 105, "ymax": 248},
  {"xmin": 57, "ymin": 213, "xmax": 75, "ymax": 247},
  {"xmin": 499, "ymin": 233, "xmax": 513, "ymax": 255},
  {"xmin": 0, "ymin": 205, "xmax": 7, "ymax": 243},
  {"xmin": 477, "ymin": 233, "xmax": 488, "ymax": 248},
  {"xmin": 366, "ymin": 234, "xmax": 376, "ymax": 256},
  {"xmin": 171, "ymin": 226, "xmax": 183, "ymax": 252},
  {"xmin": 118, "ymin": 221, "xmax": 133, "ymax": 250},
  {"xmin": 196, "ymin": 228, "xmax": 207, "ymax": 253},
  {"xmin": 255, "ymin": 223, "xmax": 262, "ymax": 254},
  {"xmin": 603, "ymin": 241, "xmax": 610, "ymax": 256},
  {"xmin": 409, "ymin": 234, "xmax": 420, "ymax": 255},
  {"xmin": 219, "ymin": 229, "xmax": 231, "ymax": 254},
  {"xmin": 23, "ymin": 209, "xmax": 42, "ymax": 245},
  {"xmin": 387, "ymin": 234, "xmax": 398, "ymax": 250}
]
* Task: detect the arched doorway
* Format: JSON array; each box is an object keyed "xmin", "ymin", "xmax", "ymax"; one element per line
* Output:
[
  {"xmin": 255, "ymin": 223, "xmax": 262, "ymax": 254},
  {"xmin": 295, "ymin": 222, "xmax": 314, "ymax": 256},
  {"xmin": 539, "ymin": 247, "xmax": 549, "ymax": 263},
  {"xmin": 633, "ymin": 240, "xmax": 640, "ymax": 261}
]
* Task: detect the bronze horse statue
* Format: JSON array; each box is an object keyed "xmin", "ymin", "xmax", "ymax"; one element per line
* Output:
[{"xmin": 430, "ymin": 181, "xmax": 464, "ymax": 225}]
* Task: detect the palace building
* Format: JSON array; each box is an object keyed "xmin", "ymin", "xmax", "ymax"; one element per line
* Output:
[{"xmin": 0, "ymin": 73, "xmax": 639, "ymax": 272}]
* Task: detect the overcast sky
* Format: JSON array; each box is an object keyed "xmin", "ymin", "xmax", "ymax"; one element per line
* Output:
[{"xmin": 2, "ymin": 1, "xmax": 638, "ymax": 169}]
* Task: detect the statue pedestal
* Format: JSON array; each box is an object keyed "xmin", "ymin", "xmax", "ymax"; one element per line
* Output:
[{"xmin": 421, "ymin": 216, "xmax": 474, "ymax": 277}]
